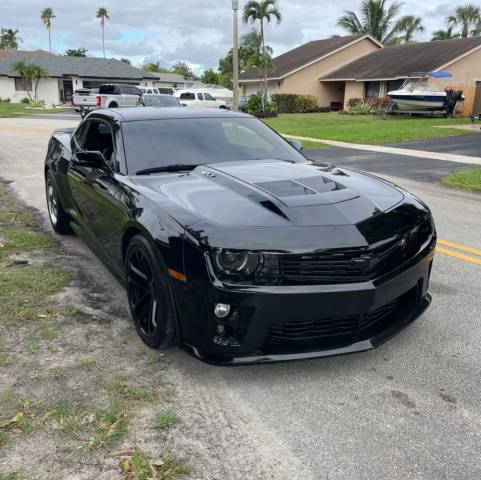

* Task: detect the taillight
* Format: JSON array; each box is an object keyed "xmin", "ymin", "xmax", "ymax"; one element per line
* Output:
[{"xmin": 96, "ymin": 95, "xmax": 101, "ymax": 106}]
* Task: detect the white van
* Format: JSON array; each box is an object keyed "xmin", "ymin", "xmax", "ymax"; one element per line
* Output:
[{"xmin": 174, "ymin": 89, "xmax": 228, "ymax": 109}]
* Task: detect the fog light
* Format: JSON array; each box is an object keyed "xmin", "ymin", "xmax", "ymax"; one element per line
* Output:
[
  {"xmin": 216, "ymin": 323, "xmax": 225, "ymax": 335},
  {"xmin": 214, "ymin": 303, "xmax": 231, "ymax": 319}
]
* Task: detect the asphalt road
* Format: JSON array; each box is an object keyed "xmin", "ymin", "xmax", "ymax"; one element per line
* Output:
[
  {"xmin": 306, "ymin": 143, "xmax": 480, "ymax": 183},
  {"xmin": 1, "ymin": 117, "xmax": 480, "ymax": 480}
]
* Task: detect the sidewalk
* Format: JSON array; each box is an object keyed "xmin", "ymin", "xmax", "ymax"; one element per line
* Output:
[{"xmin": 283, "ymin": 133, "xmax": 481, "ymax": 166}]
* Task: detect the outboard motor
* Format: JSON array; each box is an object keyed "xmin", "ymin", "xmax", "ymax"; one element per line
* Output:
[{"xmin": 445, "ymin": 89, "xmax": 464, "ymax": 117}]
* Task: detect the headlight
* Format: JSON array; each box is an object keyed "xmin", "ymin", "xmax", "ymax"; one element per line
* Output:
[{"xmin": 211, "ymin": 250, "xmax": 280, "ymax": 284}]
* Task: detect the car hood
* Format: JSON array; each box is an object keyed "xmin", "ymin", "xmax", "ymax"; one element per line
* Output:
[{"xmin": 133, "ymin": 159, "xmax": 404, "ymax": 228}]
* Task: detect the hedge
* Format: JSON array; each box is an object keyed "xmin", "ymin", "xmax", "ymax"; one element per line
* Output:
[
  {"xmin": 271, "ymin": 93, "xmax": 319, "ymax": 113},
  {"xmin": 347, "ymin": 96, "xmax": 391, "ymax": 110}
]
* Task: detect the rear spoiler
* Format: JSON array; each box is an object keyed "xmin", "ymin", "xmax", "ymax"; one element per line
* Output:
[{"xmin": 53, "ymin": 127, "xmax": 75, "ymax": 135}]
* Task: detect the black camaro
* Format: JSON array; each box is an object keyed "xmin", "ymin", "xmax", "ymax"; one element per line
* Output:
[{"xmin": 45, "ymin": 107, "xmax": 436, "ymax": 364}]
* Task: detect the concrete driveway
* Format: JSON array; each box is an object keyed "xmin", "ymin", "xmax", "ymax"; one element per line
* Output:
[{"xmin": 1, "ymin": 116, "xmax": 481, "ymax": 480}]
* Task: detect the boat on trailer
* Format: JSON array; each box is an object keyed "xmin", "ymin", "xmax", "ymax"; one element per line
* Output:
[{"xmin": 387, "ymin": 71, "xmax": 463, "ymax": 113}]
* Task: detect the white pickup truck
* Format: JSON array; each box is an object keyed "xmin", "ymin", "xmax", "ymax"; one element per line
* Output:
[
  {"xmin": 174, "ymin": 89, "xmax": 228, "ymax": 109},
  {"xmin": 72, "ymin": 84, "xmax": 143, "ymax": 117}
]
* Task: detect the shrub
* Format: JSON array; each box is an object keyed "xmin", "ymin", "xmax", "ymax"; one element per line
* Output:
[
  {"xmin": 318, "ymin": 106, "xmax": 330, "ymax": 112},
  {"xmin": 21, "ymin": 97, "xmax": 31, "ymax": 103},
  {"xmin": 3, "ymin": 97, "xmax": 10, "ymax": 103},
  {"xmin": 347, "ymin": 96, "xmax": 391, "ymax": 113},
  {"xmin": 347, "ymin": 100, "xmax": 375, "ymax": 115},
  {"xmin": 271, "ymin": 93, "xmax": 319, "ymax": 113},
  {"xmin": 246, "ymin": 92, "xmax": 263, "ymax": 114},
  {"xmin": 31, "ymin": 100, "xmax": 45, "ymax": 108}
]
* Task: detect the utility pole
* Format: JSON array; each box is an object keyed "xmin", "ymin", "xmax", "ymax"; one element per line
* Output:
[{"xmin": 232, "ymin": 0, "xmax": 239, "ymax": 112}]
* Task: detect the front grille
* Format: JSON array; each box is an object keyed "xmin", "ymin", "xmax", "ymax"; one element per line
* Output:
[
  {"xmin": 263, "ymin": 293, "xmax": 412, "ymax": 354},
  {"xmin": 278, "ymin": 220, "xmax": 431, "ymax": 285}
]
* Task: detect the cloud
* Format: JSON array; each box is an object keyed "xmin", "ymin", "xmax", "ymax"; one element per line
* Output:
[{"xmin": 3, "ymin": 0, "xmax": 481, "ymax": 74}]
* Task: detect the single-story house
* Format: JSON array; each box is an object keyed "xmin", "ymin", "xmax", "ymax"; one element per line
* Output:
[
  {"xmin": 239, "ymin": 34, "xmax": 382, "ymax": 106},
  {"xmin": 239, "ymin": 35, "xmax": 481, "ymax": 111},
  {"xmin": 152, "ymin": 72, "xmax": 196, "ymax": 93},
  {"xmin": 0, "ymin": 52, "xmax": 158, "ymax": 104},
  {"xmin": 321, "ymin": 36, "xmax": 481, "ymax": 108}
]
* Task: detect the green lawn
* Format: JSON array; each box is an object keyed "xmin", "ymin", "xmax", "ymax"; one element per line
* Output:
[
  {"xmin": 263, "ymin": 112, "xmax": 473, "ymax": 145},
  {"xmin": 0, "ymin": 103, "xmax": 69, "ymax": 118},
  {"xmin": 441, "ymin": 169, "xmax": 481, "ymax": 193}
]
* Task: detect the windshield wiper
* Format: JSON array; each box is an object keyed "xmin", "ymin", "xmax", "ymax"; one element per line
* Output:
[{"xmin": 135, "ymin": 164, "xmax": 202, "ymax": 175}]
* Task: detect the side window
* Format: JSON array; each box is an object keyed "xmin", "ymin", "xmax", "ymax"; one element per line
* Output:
[
  {"xmin": 197, "ymin": 93, "xmax": 204, "ymax": 100},
  {"xmin": 81, "ymin": 120, "xmax": 115, "ymax": 165},
  {"xmin": 180, "ymin": 92, "xmax": 195, "ymax": 100},
  {"xmin": 113, "ymin": 85, "xmax": 122, "ymax": 95},
  {"xmin": 72, "ymin": 122, "xmax": 88, "ymax": 149},
  {"xmin": 204, "ymin": 93, "xmax": 214, "ymax": 101}
]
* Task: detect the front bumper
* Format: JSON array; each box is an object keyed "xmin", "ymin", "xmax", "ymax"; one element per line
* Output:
[{"xmin": 178, "ymin": 241, "xmax": 435, "ymax": 365}]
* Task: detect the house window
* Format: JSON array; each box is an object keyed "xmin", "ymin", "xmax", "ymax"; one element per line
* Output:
[
  {"xmin": 365, "ymin": 81, "xmax": 381, "ymax": 98},
  {"xmin": 15, "ymin": 77, "xmax": 32, "ymax": 91},
  {"xmin": 387, "ymin": 80, "xmax": 404, "ymax": 92}
]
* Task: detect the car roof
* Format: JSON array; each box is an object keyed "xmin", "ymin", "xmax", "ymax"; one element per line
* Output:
[
  {"xmin": 141, "ymin": 93, "xmax": 174, "ymax": 97},
  {"xmin": 91, "ymin": 107, "xmax": 251, "ymax": 122}
]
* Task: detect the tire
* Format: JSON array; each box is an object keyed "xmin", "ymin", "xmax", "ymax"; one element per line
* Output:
[
  {"xmin": 45, "ymin": 170, "xmax": 71, "ymax": 235},
  {"xmin": 125, "ymin": 234, "xmax": 176, "ymax": 349},
  {"xmin": 109, "ymin": 102, "xmax": 118, "ymax": 108}
]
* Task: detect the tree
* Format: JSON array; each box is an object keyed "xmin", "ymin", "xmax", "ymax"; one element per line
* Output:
[
  {"xmin": 0, "ymin": 28, "xmax": 22, "ymax": 50},
  {"xmin": 30, "ymin": 64, "xmax": 49, "ymax": 101},
  {"xmin": 41, "ymin": 8, "xmax": 56, "ymax": 54},
  {"xmin": 65, "ymin": 47, "xmax": 88, "ymax": 57},
  {"xmin": 171, "ymin": 61, "xmax": 194, "ymax": 77},
  {"xmin": 243, "ymin": 1, "xmax": 281, "ymax": 111},
  {"xmin": 120, "ymin": 57, "xmax": 130, "ymax": 64},
  {"xmin": 96, "ymin": 7, "xmax": 110, "ymax": 58},
  {"xmin": 200, "ymin": 69, "xmax": 220, "ymax": 85},
  {"xmin": 141, "ymin": 62, "xmax": 169, "ymax": 73},
  {"xmin": 448, "ymin": 4, "xmax": 481, "ymax": 38},
  {"xmin": 10, "ymin": 59, "xmax": 33, "ymax": 100},
  {"xmin": 431, "ymin": 27, "xmax": 460, "ymax": 41},
  {"xmin": 218, "ymin": 29, "xmax": 272, "ymax": 89},
  {"xmin": 338, "ymin": 0, "xmax": 409, "ymax": 44},
  {"xmin": 393, "ymin": 15, "xmax": 424, "ymax": 43}
]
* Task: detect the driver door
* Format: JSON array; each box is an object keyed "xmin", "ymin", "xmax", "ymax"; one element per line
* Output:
[{"xmin": 68, "ymin": 118, "xmax": 131, "ymax": 270}]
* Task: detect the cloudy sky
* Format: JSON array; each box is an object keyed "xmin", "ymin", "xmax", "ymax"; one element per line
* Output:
[{"xmin": 3, "ymin": 0, "xmax": 481, "ymax": 74}]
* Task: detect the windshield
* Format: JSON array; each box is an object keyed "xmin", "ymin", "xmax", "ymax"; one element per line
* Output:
[
  {"xmin": 122, "ymin": 117, "xmax": 306, "ymax": 174},
  {"xmin": 143, "ymin": 95, "xmax": 180, "ymax": 107}
]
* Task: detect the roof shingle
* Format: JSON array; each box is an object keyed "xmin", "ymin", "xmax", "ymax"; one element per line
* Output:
[
  {"xmin": 321, "ymin": 37, "xmax": 481, "ymax": 81},
  {"xmin": 0, "ymin": 54, "xmax": 158, "ymax": 80},
  {"xmin": 239, "ymin": 35, "xmax": 374, "ymax": 81}
]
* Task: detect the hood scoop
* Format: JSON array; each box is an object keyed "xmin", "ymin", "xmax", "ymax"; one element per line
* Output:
[{"xmin": 254, "ymin": 176, "xmax": 358, "ymax": 207}]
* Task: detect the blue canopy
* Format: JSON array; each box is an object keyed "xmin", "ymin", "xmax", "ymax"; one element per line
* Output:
[{"xmin": 408, "ymin": 71, "xmax": 452, "ymax": 78}]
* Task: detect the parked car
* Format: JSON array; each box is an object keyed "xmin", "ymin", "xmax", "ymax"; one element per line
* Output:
[
  {"xmin": 96, "ymin": 84, "xmax": 143, "ymax": 109},
  {"xmin": 139, "ymin": 86, "xmax": 161, "ymax": 95},
  {"xmin": 72, "ymin": 88, "xmax": 99, "ymax": 117},
  {"xmin": 45, "ymin": 108, "xmax": 435, "ymax": 364},
  {"xmin": 174, "ymin": 89, "xmax": 227, "ymax": 109},
  {"xmin": 225, "ymin": 96, "xmax": 248, "ymax": 112},
  {"xmin": 138, "ymin": 94, "xmax": 181, "ymax": 108}
]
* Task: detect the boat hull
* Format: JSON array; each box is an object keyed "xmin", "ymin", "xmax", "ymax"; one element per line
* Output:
[{"xmin": 388, "ymin": 93, "xmax": 446, "ymax": 111}]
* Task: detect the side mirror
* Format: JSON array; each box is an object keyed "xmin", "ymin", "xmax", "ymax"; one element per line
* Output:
[
  {"xmin": 288, "ymin": 139, "xmax": 303, "ymax": 151},
  {"xmin": 73, "ymin": 151, "xmax": 110, "ymax": 170}
]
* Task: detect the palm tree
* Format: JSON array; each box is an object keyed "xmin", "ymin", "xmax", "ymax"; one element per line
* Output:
[
  {"xmin": 10, "ymin": 59, "xmax": 33, "ymax": 100},
  {"xmin": 40, "ymin": 8, "xmax": 56, "ymax": 54},
  {"xmin": 431, "ymin": 26, "xmax": 460, "ymax": 41},
  {"xmin": 0, "ymin": 27, "xmax": 23, "ymax": 49},
  {"xmin": 337, "ymin": 0, "xmax": 403, "ymax": 44},
  {"xmin": 30, "ymin": 64, "xmax": 50, "ymax": 101},
  {"xmin": 447, "ymin": 4, "xmax": 480, "ymax": 38},
  {"xmin": 96, "ymin": 7, "xmax": 110, "ymax": 58},
  {"xmin": 393, "ymin": 15, "xmax": 424, "ymax": 43},
  {"xmin": 243, "ymin": 0, "xmax": 282, "ymax": 111}
]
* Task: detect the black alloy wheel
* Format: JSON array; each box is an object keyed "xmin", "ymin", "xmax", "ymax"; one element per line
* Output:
[
  {"xmin": 125, "ymin": 235, "xmax": 176, "ymax": 349},
  {"xmin": 45, "ymin": 170, "xmax": 71, "ymax": 234}
]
